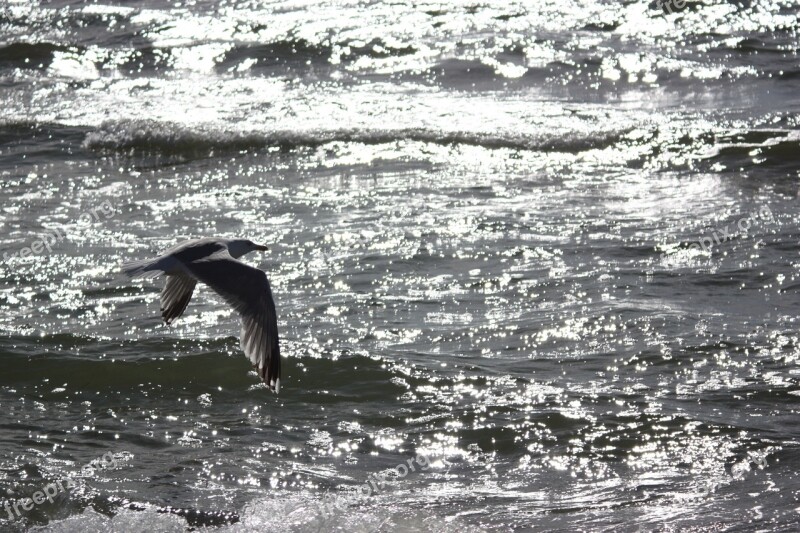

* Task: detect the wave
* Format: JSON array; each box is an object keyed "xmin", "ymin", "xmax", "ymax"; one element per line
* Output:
[
  {"xmin": 81, "ymin": 119, "xmax": 628, "ymax": 156},
  {"xmin": 698, "ymin": 129, "xmax": 800, "ymax": 173},
  {"xmin": 0, "ymin": 337, "xmax": 405, "ymax": 401}
]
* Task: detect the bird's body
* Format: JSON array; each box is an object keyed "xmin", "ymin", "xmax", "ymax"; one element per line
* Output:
[{"xmin": 121, "ymin": 238, "xmax": 280, "ymax": 392}]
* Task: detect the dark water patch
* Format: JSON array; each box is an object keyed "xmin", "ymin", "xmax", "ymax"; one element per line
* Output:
[
  {"xmin": 730, "ymin": 387, "xmax": 800, "ymax": 406},
  {"xmin": 61, "ymin": 11, "xmax": 146, "ymax": 51},
  {"xmin": 428, "ymin": 59, "xmax": 508, "ymax": 89},
  {"xmin": 0, "ymin": 333, "xmax": 114, "ymax": 357},
  {"xmin": 603, "ymin": 244, "xmax": 661, "ymax": 260},
  {"xmin": 289, "ymin": 354, "xmax": 408, "ymax": 404},
  {"xmin": 0, "ymin": 348, "xmax": 255, "ymax": 390},
  {"xmin": 0, "ymin": 121, "xmax": 92, "ymax": 165},
  {"xmin": 700, "ymin": 134, "xmax": 800, "ymax": 173},
  {"xmin": 582, "ymin": 21, "xmax": 619, "ymax": 32},
  {"xmin": 0, "ymin": 42, "xmax": 73, "ymax": 70},
  {"xmin": 117, "ymin": 45, "xmax": 170, "ymax": 76},
  {"xmin": 495, "ymin": 12, "xmax": 525, "ymax": 22},
  {"xmin": 216, "ymin": 39, "xmax": 332, "ymax": 75},
  {"xmin": 338, "ymin": 38, "xmax": 417, "ymax": 60},
  {"xmin": 736, "ymin": 37, "xmax": 795, "ymax": 55},
  {"xmin": 0, "ymin": 120, "xmax": 43, "ymax": 145},
  {"xmin": 716, "ymin": 129, "xmax": 790, "ymax": 144},
  {"xmin": 779, "ymin": 281, "xmax": 800, "ymax": 293},
  {"xmin": 446, "ymin": 426, "xmax": 520, "ymax": 455},
  {"xmin": 0, "ymin": 345, "xmax": 411, "ymax": 406}
]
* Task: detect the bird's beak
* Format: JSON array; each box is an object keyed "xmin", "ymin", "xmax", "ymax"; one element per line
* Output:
[{"xmin": 253, "ymin": 244, "xmax": 269, "ymax": 251}]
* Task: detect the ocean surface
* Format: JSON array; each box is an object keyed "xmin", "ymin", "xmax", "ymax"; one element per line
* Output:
[{"xmin": 2, "ymin": 0, "xmax": 800, "ymax": 531}]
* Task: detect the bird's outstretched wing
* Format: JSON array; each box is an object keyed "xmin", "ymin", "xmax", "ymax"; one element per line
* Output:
[
  {"xmin": 160, "ymin": 273, "xmax": 197, "ymax": 325},
  {"xmin": 184, "ymin": 253, "xmax": 281, "ymax": 392}
]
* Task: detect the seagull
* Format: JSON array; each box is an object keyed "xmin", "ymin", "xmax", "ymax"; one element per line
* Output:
[{"xmin": 121, "ymin": 237, "xmax": 281, "ymax": 392}]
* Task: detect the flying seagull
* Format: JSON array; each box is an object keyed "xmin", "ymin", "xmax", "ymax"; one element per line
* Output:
[{"xmin": 121, "ymin": 237, "xmax": 281, "ymax": 392}]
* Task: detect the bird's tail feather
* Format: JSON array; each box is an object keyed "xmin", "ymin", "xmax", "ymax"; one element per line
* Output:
[{"xmin": 121, "ymin": 258, "xmax": 166, "ymax": 278}]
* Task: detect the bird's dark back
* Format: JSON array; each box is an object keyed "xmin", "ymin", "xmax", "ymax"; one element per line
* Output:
[{"xmin": 166, "ymin": 239, "xmax": 227, "ymax": 263}]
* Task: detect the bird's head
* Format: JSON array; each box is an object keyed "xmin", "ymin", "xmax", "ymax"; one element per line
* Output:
[{"xmin": 227, "ymin": 239, "xmax": 269, "ymax": 259}]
